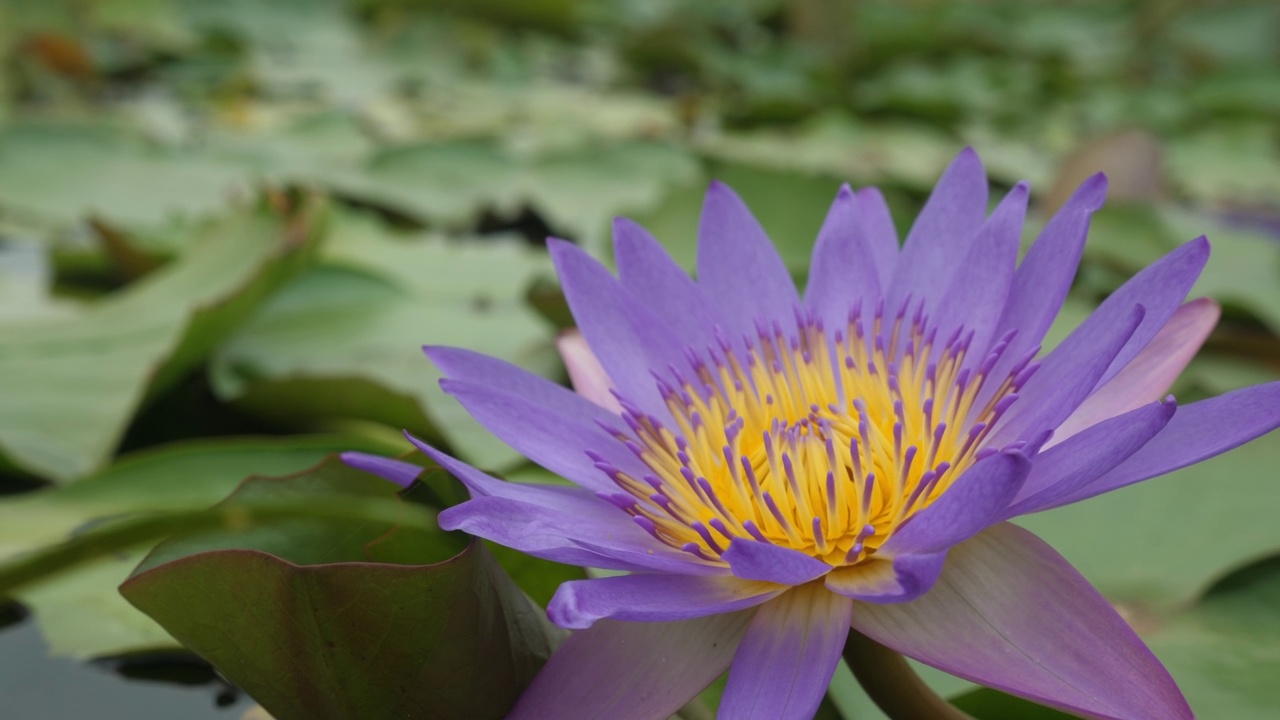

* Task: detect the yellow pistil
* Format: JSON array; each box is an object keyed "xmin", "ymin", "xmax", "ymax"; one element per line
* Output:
[{"xmin": 605, "ymin": 303, "xmax": 1035, "ymax": 568}]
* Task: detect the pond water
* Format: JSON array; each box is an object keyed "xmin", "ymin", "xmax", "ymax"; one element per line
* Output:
[{"xmin": 0, "ymin": 609, "xmax": 251, "ymax": 719}]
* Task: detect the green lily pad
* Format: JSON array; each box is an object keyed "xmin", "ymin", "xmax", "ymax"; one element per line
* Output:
[
  {"xmin": 0, "ymin": 123, "xmax": 250, "ymax": 232},
  {"xmin": 0, "ymin": 200, "xmax": 320, "ymax": 482},
  {"xmin": 337, "ymin": 138, "xmax": 698, "ymax": 252},
  {"xmin": 211, "ymin": 209, "xmax": 559, "ymax": 467},
  {"xmin": 1184, "ymin": 211, "xmax": 1280, "ymax": 335},
  {"xmin": 1147, "ymin": 557, "xmax": 1280, "ymax": 719},
  {"xmin": 120, "ymin": 457, "xmax": 556, "ymax": 720},
  {"xmin": 1018, "ymin": 429, "xmax": 1280, "ymax": 614},
  {"xmin": 1167, "ymin": 125, "xmax": 1280, "ymax": 209},
  {"xmin": 0, "ymin": 435, "xmax": 394, "ymax": 658}
]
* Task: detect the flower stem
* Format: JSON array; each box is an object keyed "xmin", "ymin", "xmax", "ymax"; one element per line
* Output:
[{"xmin": 843, "ymin": 630, "xmax": 975, "ymax": 720}]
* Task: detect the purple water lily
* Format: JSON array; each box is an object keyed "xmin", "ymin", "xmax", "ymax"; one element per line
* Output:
[{"xmin": 344, "ymin": 149, "xmax": 1280, "ymax": 720}]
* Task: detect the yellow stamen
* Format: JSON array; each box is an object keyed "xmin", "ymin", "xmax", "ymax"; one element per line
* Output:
[{"xmin": 609, "ymin": 305, "xmax": 1034, "ymax": 568}]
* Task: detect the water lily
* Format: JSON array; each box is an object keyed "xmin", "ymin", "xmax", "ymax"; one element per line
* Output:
[{"xmin": 344, "ymin": 149, "xmax": 1280, "ymax": 720}]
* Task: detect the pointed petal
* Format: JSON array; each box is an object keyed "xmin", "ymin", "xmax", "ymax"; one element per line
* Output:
[
  {"xmin": 1092, "ymin": 238, "xmax": 1211, "ymax": 388},
  {"xmin": 403, "ymin": 432, "xmax": 565, "ymax": 502},
  {"xmin": 722, "ymin": 538, "xmax": 832, "ymax": 585},
  {"xmin": 613, "ymin": 217, "xmax": 723, "ymax": 351},
  {"xmin": 853, "ymin": 186, "xmax": 899, "ymax": 286},
  {"xmin": 886, "ymin": 148, "xmax": 988, "ymax": 318},
  {"xmin": 549, "ymin": 237, "xmax": 687, "ymax": 418},
  {"xmin": 554, "ymin": 330, "xmax": 623, "ymax": 413},
  {"xmin": 879, "ymin": 450, "xmax": 1031, "ymax": 556},
  {"xmin": 805, "ymin": 184, "xmax": 881, "ymax": 330},
  {"xmin": 719, "ymin": 584, "xmax": 853, "ymax": 720},
  {"xmin": 824, "ymin": 553, "xmax": 946, "ymax": 604},
  {"xmin": 851, "ymin": 524, "xmax": 1193, "ymax": 720},
  {"xmin": 1006, "ymin": 398, "xmax": 1176, "ymax": 517},
  {"xmin": 507, "ymin": 613, "xmax": 752, "ymax": 720},
  {"xmin": 1051, "ymin": 299, "xmax": 1218, "ymax": 443},
  {"xmin": 340, "ymin": 452, "xmax": 424, "ymax": 488},
  {"xmin": 436, "ymin": 378, "xmax": 643, "ymax": 494},
  {"xmin": 991, "ymin": 304, "xmax": 1145, "ymax": 444},
  {"xmin": 427, "ymin": 343, "xmax": 620, "ymax": 419},
  {"xmin": 1033, "ymin": 381, "xmax": 1280, "ymax": 511},
  {"xmin": 415, "ymin": 438, "xmax": 709, "ymax": 574},
  {"xmin": 994, "ymin": 173, "xmax": 1107, "ymax": 367},
  {"xmin": 547, "ymin": 573, "xmax": 785, "ymax": 629},
  {"xmin": 439, "ymin": 495, "xmax": 712, "ymax": 575},
  {"xmin": 933, "ymin": 182, "xmax": 1028, "ymax": 357},
  {"xmin": 696, "ymin": 181, "xmax": 800, "ymax": 335}
]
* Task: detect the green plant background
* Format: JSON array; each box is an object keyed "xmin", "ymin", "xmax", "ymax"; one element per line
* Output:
[{"xmin": 0, "ymin": 0, "xmax": 1277, "ymax": 718}]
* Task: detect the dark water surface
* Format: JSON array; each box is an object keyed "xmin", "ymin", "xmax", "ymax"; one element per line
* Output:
[{"xmin": 0, "ymin": 613, "xmax": 251, "ymax": 719}]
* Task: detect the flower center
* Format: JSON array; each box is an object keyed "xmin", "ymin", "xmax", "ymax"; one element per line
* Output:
[{"xmin": 597, "ymin": 300, "xmax": 1038, "ymax": 567}]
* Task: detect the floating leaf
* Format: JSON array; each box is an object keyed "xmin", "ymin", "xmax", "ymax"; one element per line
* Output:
[
  {"xmin": 121, "ymin": 457, "xmax": 556, "ymax": 720},
  {"xmin": 0, "ymin": 435, "xmax": 392, "ymax": 658},
  {"xmin": 0, "ymin": 200, "xmax": 320, "ymax": 482},
  {"xmin": 1018, "ymin": 430, "xmax": 1280, "ymax": 614},
  {"xmin": 0, "ymin": 124, "xmax": 250, "ymax": 232},
  {"xmin": 339, "ymin": 138, "xmax": 699, "ymax": 250},
  {"xmin": 1147, "ymin": 557, "xmax": 1280, "ymax": 719},
  {"xmin": 212, "ymin": 209, "xmax": 558, "ymax": 467}
]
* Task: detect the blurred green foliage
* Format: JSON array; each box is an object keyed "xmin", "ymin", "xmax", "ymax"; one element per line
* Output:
[{"xmin": 0, "ymin": 0, "xmax": 1278, "ymax": 717}]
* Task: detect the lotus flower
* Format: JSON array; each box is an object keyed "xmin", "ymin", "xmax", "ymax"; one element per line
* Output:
[{"xmin": 344, "ymin": 149, "xmax": 1280, "ymax": 719}]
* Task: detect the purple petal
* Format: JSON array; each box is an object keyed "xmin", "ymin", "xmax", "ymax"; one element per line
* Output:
[
  {"xmin": 805, "ymin": 184, "xmax": 882, "ymax": 330},
  {"xmin": 878, "ymin": 450, "xmax": 1031, "ymax": 556},
  {"xmin": 547, "ymin": 573, "xmax": 785, "ymax": 629},
  {"xmin": 719, "ymin": 584, "xmax": 853, "ymax": 720},
  {"xmin": 853, "ymin": 186, "xmax": 899, "ymax": 287},
  {"xmin": 1005, "ymin": 398, "xmax": 1176, "ymax": 517},
  {"xmin": 403, "ymin": 432, "xmax": 566, "ymax": 501},
  {"xmin": 1033, "ymin": 381, "xmax": 1280, "ymax": 511},
  {"xmin": 696, "ymin": 181, "xmax": 800, "ymax": 335},
  {"xmin": 613, "ymin": 217, "xmax": 724, "ymax": 351},
  {"xmin": 427, "ymin": 343, "xmax": 621, "ymax": 419},
  {"xmin": 1051, "ymin": 299, "xmax": 1218, "ymax": 443},
  {"xmin": 721, "ymin": 538, "xmax": 832, "ymax": 585},
  {"xmin": 851, "ymin": 523, "xmax": 1193, "ymax": 720},
  {"xmin": 413, "ymin": 437, "xmax": 711, "ymax": 574},
  {"xmin": 824, "ymin": 553, "xmax": 946, "ymax": 604},
  {"xmin": 436, "ymin": 378, "xmax": 644, "ymax": 494},
  {"xmin": 886, "ymin": 148, "xmax": 988, "ymax": 319},
  {"xmin": 548, "ymin": 237, "xmax": 688, "ymax": 419},
  {"xmin": 933, "ymin": 181, "xmax": 1028, "ymax": 359},
  {"xmin": 1092, "ymin": 238, "xmax": 1211, "ymax": 388},
  {"xmin": 439, "ymin": 496, "xmax": 706, "ymax": 574},
  {"xmin": 507, "ymin": 613, "xmax": 752, "ymax": 720},
  {"xmin": 991, "ymin": 304, "xmax": 1145, "ymax": 445},
  {"xmin": 554, "ymin": 330, "xmax": 623, "ymax": 413},
  {"xmin": 990, "ymin": 173, "xmax": 1107, "ymax": 379},
  {"xmin": 340, "ymin": 452, "xmax": 424, "ymax": 488}
]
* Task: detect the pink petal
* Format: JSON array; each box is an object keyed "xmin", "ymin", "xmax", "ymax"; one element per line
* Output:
[
  {"xmin": 1051, "ymin": 298, "xmax": 1219, "ymax": 445},
  {"xmin": 850, "ymin": 523, "xmax": 1192, "ymax": 720},
  {"xmin": 554, "ymin": 329, "xmax": 623, "ymax": 414}
]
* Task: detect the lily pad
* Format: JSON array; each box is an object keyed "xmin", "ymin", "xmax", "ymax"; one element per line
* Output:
[
  {"xmin": 0, "ymin": 435, "xmax": 393, "ymax": 658},
  {"xmin": 0, "ymin": 200, "xmax": 321, "ymax": 482},
  {"xmin": 0, "ymin": 123, "xmax": 250, "ymax": 232},
  {"xmin": 1018, "ymin": 429, "xmax": 1280, "ymax": 614},
  {"xmin": 337, "ymin": 138, "xmax": 699, "ymax": 251},
  {"xmin": 120, "ymin": 457, "xmax": 556, "ymax": 720},
  {"xmin": 211, "ymin": 209, "xmax": 559, "ymax": 467},
  {"xmin": 1147, "ymin": 557, "xmax": 1280, "ymax": 719}
]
